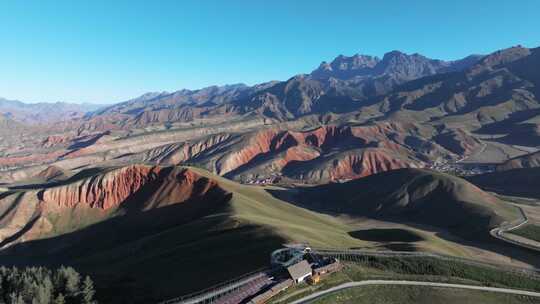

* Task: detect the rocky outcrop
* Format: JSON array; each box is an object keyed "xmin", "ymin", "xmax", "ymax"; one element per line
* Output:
[
  {"xmin": 39, "ymin": 165, "xmax": 227, "ymax": 210},
  {"xmin": 328, "ymin": 149, "xmax": 416, "ymax": 180},
  {"xmin": 127, "ymin": 122, "xmax": 473, "ymax": 182},
  {"xmin": 0, "ymin": 165, "xmax": 231, "ymax": 249},
  {"xmin": 209, "ymin": 123, "xmax": 426, "ymax": 182},
  {"xmin": 284, "ymin": 148, "xmax": 416, "ymax": 182},
  {"xmin": 40, "ymin": 166, "xmax": 156, "ymax": 209},
  {"xmin": 141, "ymin": 133, "xmax": 234, "ymax": 165},
  {"xmin": 433, "ymin": 128, "xmax": 482, "ymax": 156},
  {"xmin": 34, "ymin": 165, "xmax": 70, "ymax": 182}
]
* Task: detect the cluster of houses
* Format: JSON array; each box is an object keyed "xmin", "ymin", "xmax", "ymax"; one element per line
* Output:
[
  {"xmin": 244, "ymin": 175, "xmax": 282, "ymax": 185},
  {"xmin": 428, "ymin": 160, "xmax": 494, "ymax": 176},
  {"xmin": 248, "ymin": 249, "xmax": 341, "ymax": 304}
]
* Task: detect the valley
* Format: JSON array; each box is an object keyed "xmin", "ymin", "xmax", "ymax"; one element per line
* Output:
[{"xmin": 2, "ymin": 44, "xmax": 540, "ymax": 303}]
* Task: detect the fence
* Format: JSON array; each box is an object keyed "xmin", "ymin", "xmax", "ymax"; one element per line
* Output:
[
  {"xmin": 159, "ymin": 267, "xmax": 270, "ymax": 304},
  {"xmin": 310, "ymin": 248, "xmax": 540, "ymax": 279}
]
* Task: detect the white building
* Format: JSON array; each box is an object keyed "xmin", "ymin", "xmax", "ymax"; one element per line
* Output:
[{"xmin": 286, "ymin": 260, "xmax": 312, "ymax": 283}]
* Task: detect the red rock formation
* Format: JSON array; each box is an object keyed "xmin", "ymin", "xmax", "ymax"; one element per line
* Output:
[
  {"xmin": 0, "ymin": 150, "xmax": 66, "ymax": 168},
  {"xmin": 34, "ymin": 165, "xmax": 69, "ymax": 181},
  {"xmin": 143, "ymin": 133, "xmax": 233, "ymax": 165},
  {"xmin": 41, "ymin": 165, "xmax": 157, "ymax": 209},
  {"xmin": 216, "ymin": 123, "xmax": 418, "ymax": 179},
  {"xmin": 292, "ymin": 148, "xmax": 416, "ymax": 182},
  {"xmin": 273, "ymin": 146, "xmax": 320, "ymax": 169},
  {"xmin": 42, "ymin": 135, "xmax": 71, "ymax": 148},
  {"xmin": 218, "ymin": 129, "xmax": 297, "ymax": 174},
  {"xmin": 39, "ymin": 165, "xmax": 227, "ymax": 210}
]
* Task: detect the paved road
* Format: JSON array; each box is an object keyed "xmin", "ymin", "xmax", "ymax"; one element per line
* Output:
[
  {"xmin": 490, "ymin": 205, "xmax": 540, "ymax": 252},
  {"xmin": 310, "ymin": 248, "xmax": 540, "ymax": 277},
  {"xmin": 289, "ymin": 280, "xmax": 540, "ymax": 304}
]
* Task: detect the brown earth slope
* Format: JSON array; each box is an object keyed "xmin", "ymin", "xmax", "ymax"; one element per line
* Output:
[{"xmin": 0, "ymin": 165, "xmax": 231, "ymax": 248}]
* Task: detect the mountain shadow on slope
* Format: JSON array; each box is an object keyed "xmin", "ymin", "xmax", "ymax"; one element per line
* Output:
[
  {"xmin": 272, "ymin": 168, "xmax": 516, "ymax": 241},
  {"xmin": 467, "ymin": 167, "xmax": 540, "ymax": 199},
  {"xmin": 0, "ymin": 165, "xmax": 286, "ymax": 303},
  {"xmin": 0, "ymin": 174, "xmax": 285, "ymax": 303}
]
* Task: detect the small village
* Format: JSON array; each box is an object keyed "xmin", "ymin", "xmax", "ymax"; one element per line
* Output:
[
  {"xmin": 427, "ymin": 160, "xmax": 495, "ymax": 176},
  {"xmin": 245, "ymin": 247, "xmax": 342, "ymax": 304}
]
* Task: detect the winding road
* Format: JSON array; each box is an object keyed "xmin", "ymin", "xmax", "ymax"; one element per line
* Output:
[
  {"xmin": 290, "ymin": 280, "xmax": 540, "ymax": 304},
  {"xmin": 490, "ymin": 204, "xmax": 540, "ymax": 252}
]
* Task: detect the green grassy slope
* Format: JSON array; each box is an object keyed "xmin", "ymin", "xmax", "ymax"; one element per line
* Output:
[
  {"xmin": 0, "ymin": 166, "xmax": 365, "ymax": 303},
  {"xmin": 311, "ymin": 285, "xmax": 538, "ymax": 304},
  {"xmin": 0, "ymin": 166, "xmax": 528, "ymax": 303},
  {"xmin": 290, "ymin": 168, "xmax": 520, "ymax": 240},
  {"xmin": 508, "ymin": 224, "xmax": 540, "ymax": 242},
  {"xmin": 190, "ymin": 167, "xmax": 365, "ymax": 248}
]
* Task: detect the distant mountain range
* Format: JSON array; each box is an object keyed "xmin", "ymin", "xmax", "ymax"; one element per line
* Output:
[
  {"xmin": 0, "ymin": 97, "xmax": 105, "ymax": 124},
  {"xmin": 3, "ymin": 45, "xmax": 540, "ymax": 183},
  {"xmin": 7, "ymin": 46, "xmax": 540, "ymax": 132},
  {"xmin": 81, "ymin": 50, "xmax": 487, "ymax": 126}
]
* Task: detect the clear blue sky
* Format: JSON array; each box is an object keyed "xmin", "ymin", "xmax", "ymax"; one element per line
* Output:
[{"xmin": 0, "ymin": 0, "xmax": 538, "ymax": 104}]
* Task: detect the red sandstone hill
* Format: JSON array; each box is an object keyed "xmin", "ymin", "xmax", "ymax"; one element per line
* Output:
[
  {"xmin": 132, "ymin": 122, "xmax": 468, "ymax": 183},
  {"xmin": 0, "ymin": 165, "xmax": 231, "ymax": 249},
  {"xmin": 34, "ymin": 165, "xmax": 70, "ymax": 182}
]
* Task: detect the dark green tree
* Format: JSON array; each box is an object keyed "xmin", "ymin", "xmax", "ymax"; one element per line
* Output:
[{"xmin": 81, "ymin": 276, "xmax": 96, "ymax": 304}]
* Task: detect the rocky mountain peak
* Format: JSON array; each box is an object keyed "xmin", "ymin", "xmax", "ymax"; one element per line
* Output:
[
  {"xmin": 312, "ymin": 53, "xmax": 380, "ymax": 79},
  {"xmin": 477, "ymin": 45, "xmax": 531, "ymax": 68}
]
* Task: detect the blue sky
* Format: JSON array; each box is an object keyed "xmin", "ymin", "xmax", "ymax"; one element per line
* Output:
[{"xmin": 0, "ymin": 0, "xmax": 539, "ymax": 104}]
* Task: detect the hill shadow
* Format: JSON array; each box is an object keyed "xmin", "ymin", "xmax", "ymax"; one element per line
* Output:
[
  {"xmin": 267, "ymin": 186, "xmax": 540, "ymax": 269},
  {"xmin": 0, "ymin": 190, "xmax": 285, "ymax": 303}
]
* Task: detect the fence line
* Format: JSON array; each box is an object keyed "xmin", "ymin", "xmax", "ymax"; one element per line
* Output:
[
  {"xmin": 159, "ymin": 267, "xmax": 270, "ymax": 304},
  {"xmin": 310, "ymin": 248, "xmax": 540, "ymax": 279},
  {"xmin": 160, "ymin": 246, "xmax": 540, "ymax": 303}
]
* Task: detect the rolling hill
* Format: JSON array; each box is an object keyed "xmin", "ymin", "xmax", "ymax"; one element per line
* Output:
[
  {"xmin": 0, "ymin": 164, "xmax": 364, "ymax": 303},
  {"xmin": 0, "ymin": 164, "xmax": 534, "ymax": 303},
  {"xmin": 287, "ymin": 168, "xmax": 520, "ymax": 240},
  {"xmin": 467, "ymin": 167, "xmax": 540, "ymax": 199}
]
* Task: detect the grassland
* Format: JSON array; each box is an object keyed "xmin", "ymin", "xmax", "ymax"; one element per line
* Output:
[
  {"xmin": 310, "ymin": 285, "xmax": 539, "ymax": 304},
  {"xmin": 1, "ymin": 166, "xmax": 534, "ymax": 303},
  {"xmin": 269, "ymin": 257, "xmax": 540, "ymax": 303},
  {"xmin": 508, "ymin": 224, "xmax": 540, "ymax": 243},
  {"xmin": 190, "ymin": 166, "xmax": 366, "ymax": 248},
  {"xmin": 348, "ymin": 228, "xmax": 425, "ymax": 243}
]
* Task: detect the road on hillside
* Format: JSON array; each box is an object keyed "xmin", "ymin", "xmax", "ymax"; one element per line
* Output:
[
  {"xmin": 289, "ymin": 280, "xmax": 540, "ymax": 304},
  {"xmin": 490, "ymin": 205, "xmax": 540, "ymax": 252}
]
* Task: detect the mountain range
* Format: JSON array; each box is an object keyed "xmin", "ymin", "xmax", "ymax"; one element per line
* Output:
[
  {"xmin": 3, "ymin": 45, "xmax": 540, "ymax": 183},
  {"xmin": 2, "ymin": 44, "xmax": 540, "ymax": 303},
  {"xmin": 0, "ymin": 97, "xmax": 105, "ymax": 124}
]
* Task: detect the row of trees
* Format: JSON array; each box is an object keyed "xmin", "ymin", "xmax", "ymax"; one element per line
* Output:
[{"xmin": 0, "ymin": 266, "xmax": 96, "ymax": 304}]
